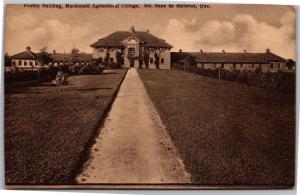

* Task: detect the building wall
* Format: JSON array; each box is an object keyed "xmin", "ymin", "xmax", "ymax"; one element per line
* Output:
[
  {"xmin": 92, "ymin": 35, "xmax": 171, "ymax": 69},
  {"xmin": 196, "ymin": 62, "xmax": 286, "ymax": 72},
  {"xmin": 92, "ymin": 46, "xmax": 171, "ymax": 69},
  {"xmin": 268, "ymin": 62, "xmax": 286, "ymax": 72},
  {"xmin": 147, "ymin": 49, "xmax": 171, "ymax": 69},
  {"xmin": 12, "ymin": 59, "xmax": 38, "ymax": 68},
  {"xmin": 92, "ymin": 47, "xmax": 122, "ymax": 64},
  {"xmin": 92, "ymin": 47, "xmax": 108, "ymax": 62},
  {"xmin": 159, "ymin": 49, "xmax": 171, "ymax": 69},
  {"xmin": 149, "ymin": 50, "xmax": 156, "ymax": 69}
]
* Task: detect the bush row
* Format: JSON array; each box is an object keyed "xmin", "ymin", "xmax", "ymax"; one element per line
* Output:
[
  {"xmin": 172, "ymin": 64, "xmax": 295, "ymax": 93},
  {"xmin": 5, "ymin": 64, "xmax": 103, "ymax": 84},
  {"xmin": 5, "ymin": 66, "xmax": 58, "ymax": 84}
]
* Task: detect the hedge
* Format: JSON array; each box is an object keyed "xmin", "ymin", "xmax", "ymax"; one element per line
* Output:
[
  {"xmin": 5, "ymin": 64, "xmax": 103, "ymax": 84},
  {"xmin": 172, "ymin": 64, "xmax": 295, "ymax": 93},
  {"xmin": 5, "ymin": 66, "xmax": 59, "ymax": 84}
]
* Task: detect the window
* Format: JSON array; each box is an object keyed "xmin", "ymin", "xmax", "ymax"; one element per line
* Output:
[
  {"xmin": 150, "ymin": 57, "xmax": 153, "ymax": 64},
  {"xmin": 278, "ymin": 63, "xmax": 281, "ymax": 68},
  {"xmin": 99, "ymin": 57, "xmax": 103, "ymax": 63},
  {"xmin": 198, "ymin": 63, "xmax": 204, "ymax": 69},
  {"xmin": 259, "ymin": 64, "xmax": 262, "ymax": 69},
  {"xmin": 160, "ymin": 58, "xmax": 164, "ymax": 64},
  {"xmin": 24, "ymin": 61, "xmax": 27, "ymax": 65},
  {"xmin": 30, "ymin": 61, "xmax": 33, "ymax": 66},
  {"xmin": 110, "ymin": 57, "xmax": 114, "ymax": 63},
  {"xmin": 270, "ymin": 63, "xmax": 273, "ymax": 68},
  {"xmin": 18, "ymin": 60, "xmax": 22, "ymax": 65},
  {"xmin": 233, "ymin": 63, "xmax": 236, "ymax": 69},
  {"xmin": 128, "ymin": 48, "xmax": 135, "ymax": 57},
  {"xmin": 240, "ymin": 64, "xmax": 243, "ymax": 68},
  {"xmin": 252, "ymin": 64, "xmax": 255, "ymax": 69},
  {"xmin": 221, "ymin": 63, "xmax": 224, "ymax": 68}
]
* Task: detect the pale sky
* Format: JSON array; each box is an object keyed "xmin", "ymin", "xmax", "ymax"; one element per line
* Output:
[{"xmin": 5, "ymin": 4, "xmax": 296, "ymax": 59}]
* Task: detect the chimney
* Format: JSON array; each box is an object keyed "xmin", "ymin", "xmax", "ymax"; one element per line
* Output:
[
  {"xmin": 53, "ymin": 50, "xmax": 56, "ymax": 54},
  {"xmin": 130, "ymin": 26, "xmax": 135, "ymax": 33},
  {"xmin": 26, "ymin": 46, "xmax": 31, "ymax": 52},
  {"xmin": 222, "ymin": 49, "xmax": 225, "ymax": 53},
  {"xmin": 146, "ymin": 29, "xmax": 150, "ymax": 33},
  {"xmin": 200, "ymin": 49, "xmax": 204, "ymax": 53},
  {"xmin": 266, "ymin": 48, "xmax": 270, "ymax": 53},
  {"xmin": 243, "ymin": 49, "xmax": 247, "ymax": 53},
  {"xmin": 179, "ymin": 49, "xmax": 182, "ymax": 52}
]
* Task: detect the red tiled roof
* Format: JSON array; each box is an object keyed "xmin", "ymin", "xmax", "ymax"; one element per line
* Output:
[
  {"xmin": 11, "ymin": 50, "xmax": 37, "ymax": 59},
  {"xmin": 173, "ymin": 51, "xmax": 286, "ymax": 63},
  {"xmin": 91, "ymin": 31, "xmax": 172, "ymax": 48}
]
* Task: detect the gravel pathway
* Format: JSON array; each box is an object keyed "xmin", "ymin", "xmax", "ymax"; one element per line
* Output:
[{"xmin": 76, "ymin": 68, "xmax": 190, "ymax": 183}]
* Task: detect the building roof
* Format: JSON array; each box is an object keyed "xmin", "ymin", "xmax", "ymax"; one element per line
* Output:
[
  {"xmin": 11, "ymin": 50, "xmax": 92, "ymax": 62},
  {"xmin": 11, "ymin": 50, "xmax": 37, "ymax": 59},
  {"xmin": 173, "ymin": 51, "xmax": 286, "ymax": 64},
  {"xmin": 91, "ymin": 31, "xmax": 173, "ymax": 48},
  {"xmin": 50, "ymin": 52, "xmax": 92, "ymax": 62}
]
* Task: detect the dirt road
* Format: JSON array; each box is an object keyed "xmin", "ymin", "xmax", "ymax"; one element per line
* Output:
[{"xmin": 76, "ymin": 68, "xmax": 190, "ymax": 183}]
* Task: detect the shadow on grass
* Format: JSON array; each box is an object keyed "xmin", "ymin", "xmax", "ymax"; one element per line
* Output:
[
  {"xmin": 102, "ymin": 72, "xmax": 120, "ymax": 75},
  {"xmin": 76, "ymin": 87, "xmax": 112, "ymax": 91}
]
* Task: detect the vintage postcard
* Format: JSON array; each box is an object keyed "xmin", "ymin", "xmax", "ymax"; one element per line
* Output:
[{"xmin": 4, "ymin": 3, "xmax": 296, "ymax": 189}]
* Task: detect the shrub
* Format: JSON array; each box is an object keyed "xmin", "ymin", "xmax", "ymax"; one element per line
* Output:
[
  {"xmin": 172, "ymin": 64, "xmax": 295, "ymax": 93},
  {"xmin": 5, "ymin": 66, "xmax": 59, "ymax": 84}
]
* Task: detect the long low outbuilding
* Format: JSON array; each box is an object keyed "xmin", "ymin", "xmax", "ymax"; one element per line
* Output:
[
  {"xmin": 172, "ymin": 49, "xmax": 294, "ymax": 72},
  {"xmin": 10, "ymin": 47, "xmax": 92, "ymax": 70}
]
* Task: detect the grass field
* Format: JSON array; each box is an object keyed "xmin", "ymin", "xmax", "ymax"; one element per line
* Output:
[
  {"xmin": 5, "ymin": 70, "xmax": 126, "ymax": 184},
  {"xmin": 138, "ymin": 69, "xmax": 295, "ymax": 186}
]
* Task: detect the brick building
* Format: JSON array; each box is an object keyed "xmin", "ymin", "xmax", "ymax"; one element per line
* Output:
[{"xmin": 90, "ymin": 26, "xmax": 173, "ymax": 69}]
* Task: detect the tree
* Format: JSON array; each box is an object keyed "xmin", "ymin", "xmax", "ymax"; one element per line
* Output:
[
  {"xmin": 116, "ymin": 50, "xmax": 123, "ymax": 68},
  {"xmin": 35, "ymin": 47, "xmax": 53, "ymax": 80},
  {"xmin": 184, "ymin": 55, "xmax": 196, "ymax": 66},
  {"xmin": 184, "ymin": 55, "xmax": 196, "ymax": 71},
  {"xmin": 71, "ymin": 48, "xmax": 80, "ymax": 65},
  {"xmin": 37, "ymin": 47, "xmax": 53, "ymax": 66},
  {"xmin": 4, "ymin": 53, "xmax": 12, "ymax": 67},
  {"xmin": 105, "ymin": 51, "xmax": 110, "ymax": 68},
  {"xmin": 285, "ymin": 59, "xmax": 295, "ymax": 70},
  {"xmin": 143, "ymin": 48, "xmax": 150, "ymax": 69}
]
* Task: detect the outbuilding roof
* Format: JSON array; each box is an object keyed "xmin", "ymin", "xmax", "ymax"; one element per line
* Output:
[
  {"xmin": 11, "ymin": 50, "xmax": 37, "ymax": 59},
  {"xmin": 91, "ymin": 31, "xmax": 173, "ymax": 48},
  {"xmin": 50, "ymin": 52, "xmax": 92, "ymax": 62},
  {"xmin": 173, "ymin": 51, "xmax": 286, "ymax": 64},
  {"xmin": 11, "ymin": 50, "xmax": 92, "ymax": 62}
]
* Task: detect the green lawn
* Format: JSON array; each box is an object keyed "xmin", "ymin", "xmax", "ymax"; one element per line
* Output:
[
  {"xmin": 138, "ymin": 69, "xmax": 295, "ymax": 186},
  {"xmin": 5, "ymin": 70, "xmax": 127, "ymax": 184}
]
